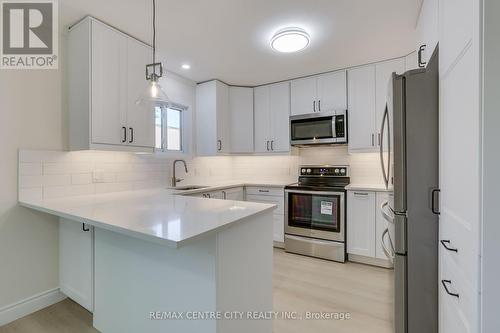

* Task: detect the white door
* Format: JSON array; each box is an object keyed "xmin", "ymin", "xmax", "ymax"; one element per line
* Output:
[
  {"xmin": 375, "ymin": 58, "xmax": 405, "ymax": 149},
  {"xmin": 91, "ymin": 21, "xmax": 127, "ymax": 146},
  {"xmin": 228, "ymin": 87, "xmax": 254, "ymax": 153},
  {"xmin": 316, "ymin": 70, "xmax": 347, "ymax": 113},
  {"xmin": 59, "ymin": 219, "xmax": 93, "ymax": 312},
  {"xmin": 347, "ymin": 65, "xmax": 377, "ymax": 151},
  {"xmin": 216, "ymin": 81, "xmax": 230, "ymax": 153},
  {"xmin": 126, "ymin": 39, "xmax": 155, "ymax": 148},
  {"xmin": 347, "ymin": 191, "xmax": 376, "ymax": 257},
  {"xmin": 253, "ymin": 85, "xmax": 271, "ymax": 153},
  {"xmin": 290, "ymin": 76, "xmax": 317, "ymax": 116},
  {"xmin": 269, "ymin": 82, "xmax": 290, "ymax": 152}
]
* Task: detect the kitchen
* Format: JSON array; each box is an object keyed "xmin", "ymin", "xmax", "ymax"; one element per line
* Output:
[{"xmin": 0, "ymin": 0, "xmax": 498, "ymax": 333}]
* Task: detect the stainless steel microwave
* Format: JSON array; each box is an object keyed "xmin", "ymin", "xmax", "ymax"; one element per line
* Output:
[{"xmin": 290, "ymin": 110, "xmax": 348, "ymax": 146}]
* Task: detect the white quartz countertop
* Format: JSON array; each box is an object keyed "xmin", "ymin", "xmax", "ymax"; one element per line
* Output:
[
  {"xmin": 19, "ymin": 188, "xmax": 276, "ymax": 248},
  {"xmin": 345, "ymin": 184, "xmax": 394, "ymax": 192}
]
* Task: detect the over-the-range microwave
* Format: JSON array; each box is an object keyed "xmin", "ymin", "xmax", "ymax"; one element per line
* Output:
[{"xmin": 290, "ymin": 110, "xmax": 348, "ymax": 146}]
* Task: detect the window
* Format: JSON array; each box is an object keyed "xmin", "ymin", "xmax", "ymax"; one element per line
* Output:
[{"xmin": 155, "ymin": 106, "xmax": 184, "ymax": 152}]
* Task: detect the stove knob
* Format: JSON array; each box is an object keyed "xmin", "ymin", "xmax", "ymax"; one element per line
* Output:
[
  {"xmin": 301, "ymin": 168, "xmax": 306, "ymax": 174},
  {"xmin": 341, "ymin": 169, "xmax": 346, "ymax": 174},
  {"xmin": 335, "ymin": 168, "xmax": 339, "ymax": 173},
  {"xmin": 307, "ymin": 169, "xmax": 311, "ymax": 173}
]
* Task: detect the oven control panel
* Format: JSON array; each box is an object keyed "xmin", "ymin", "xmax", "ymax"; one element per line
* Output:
[{"xmin": 299, "ymin": 166, "xmax": 349, "ymax": 177}]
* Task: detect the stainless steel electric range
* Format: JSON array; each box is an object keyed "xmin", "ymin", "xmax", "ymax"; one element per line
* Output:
[{"xmin": 284, "ymin": 165, "xmax": 350, "ymax": 262}]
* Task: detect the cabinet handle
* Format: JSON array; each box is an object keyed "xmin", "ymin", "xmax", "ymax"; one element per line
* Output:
[
  {"xmin": 318, "ymin": 100, "xmax": 321, "ymax": 112},
  {"xmin": 266, "ymin": 140, "xmax": 270, "ymax": 151},
  {"xmin": 222, "ymin": 191, "xmax": 226, "ymax": 199},
  {"xmin": 313, "ymin": 101, "xmax": 316, "ymax": 112},
  {"xmin": 122, "ymin": 127, "xmax": 127, "ymax": 143},
  {"xmin": 82, "ymin": 223, "xmax": 90, "ymax": 232},
  {"xmin": 271, "ymin": 140, "xmax": 274, "ymax": 151},
  {"xmin": 217, "ymin": 140, "xmax": 222, "ymax": 151},
  {"xmin": 440, "ymin": 240, "xmax": 458, "ymax": 253},
  {"xmin": 129, "ymin": 127, "xmax": 134, "ymax": 143},
  {"xmin": 431, "ymin": 188, "xmax": 440, "ymax": 215},
  {"xmin": 353, "ymin": 192, "xmax": 369, "ymax": 196},
  {"xmin": 207, "ymin": 193, "xmax": 211, "ymax": 198},
  {"xmin": 418, "ymin": 44, "xmax": 427, "ymax": 68},
  {"xmin": 441, "ymin": 280, "xmax": 459, "ymax": 298},
  {"xmin": 378, "ymin": 133, "xmax": 381, "ymax": 146},
  {"xmin": 259, "ymin": 189, "xmax": 270, "ymax": 193},
  {"xmin": 371, "ymin": 133, "xmax": 375, "ymax": 146}
]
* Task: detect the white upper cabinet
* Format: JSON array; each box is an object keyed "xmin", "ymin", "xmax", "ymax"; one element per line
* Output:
[
  {"xmin": 316, "ymin": 70, "xmax": 347, "ymax": 113},
  {"xmin": 228, "ymin": 87, "xmax": 254, "ymax": 153},
  {"xmin": 196, "ymin": 80, "xmax": 230, "ymax": 155},
  {"xmin": 291, "ymin": 70, "xmax": 347, "ymax": 116},
  {"xmin": 254, "ymin": 82, "xmax": 290, "ymax": 153},
  {"xmin": 68, "ymin": 17, "xmax": 155, "ymax": 152},
  {"xmin": 290, "ymin": 76, "xmax": 317, "ymax": 115},
  {"xmin": 375, "ymin": 58, "xmax": 406, "ymax": 150},
  {"xmin": 126, "ymin": 39, "xmax": 155, "ymax": 148},
  {"xmin": 347, "ymin": 65, "xmax": 377, "ymax": 151}
]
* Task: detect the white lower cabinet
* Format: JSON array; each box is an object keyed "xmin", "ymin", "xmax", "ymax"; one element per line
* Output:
[
  {"xmin": 59, "ymin": 218, "xmax": 94, "ymax": 312},
  {"xmin": 245, "ymin": 186, "xmax": 285, "ymax": 245},
  {"xmin": 222, "ymin": 187, "xmax": 245, "ymax": 201},
  {"xmin": 347, "ymin": 190, "xmax": 393, "ymax": 267}
]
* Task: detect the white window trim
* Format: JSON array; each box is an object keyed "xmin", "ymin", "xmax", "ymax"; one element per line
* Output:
[{"xmin": 155, "ymin": 103, "xmax": 189, "ymax": 157}]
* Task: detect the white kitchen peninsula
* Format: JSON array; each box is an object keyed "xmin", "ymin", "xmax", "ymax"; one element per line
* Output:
[{"xmin": 19, "ymin": 189, "xmax": 275, "ymax": 333}]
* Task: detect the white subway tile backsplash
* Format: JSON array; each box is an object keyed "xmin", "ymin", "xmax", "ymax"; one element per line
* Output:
[
  {"xmin": 19, "ymin": 163, "xmax": 42, "ymax": 176},
  {"xmin": 71, "ymin": 173, "xmax": 92, "ymax": 185},
  {"xmin": 19, "ymin": 175, "xmax": 44, "ymax": 188},
  {"xmin": 43, "ymin": 186, "xmax": 68, "ymax": 199},
  {"xmin": 19, "ymin": 187, "xmax": 43, "ymax": 201},
  {"xmin": 43, "ymin": 174, "xmax": 71, "ymax": 186},
  {"xmin": 67, "ymin": 184, "xmax": 95, "ymax": 196}
]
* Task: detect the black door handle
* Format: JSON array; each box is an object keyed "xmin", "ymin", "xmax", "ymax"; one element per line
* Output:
[
  {"xmin": 313, "ymin": 101, "xmax": 316, "ymax": 112},
  {"xmin": 129, "ymin": 127, "xmax": 134, "ymax": 143},
  {"xmin": 122, "ymin": 126, "xmax": 127, "ymax": 143},
  {"xmin": 441, "ymin": 280, "xmax": 459, "ymax": 298},
  {"xmin": 318, "ymin": 100, "xmax": 321, "ymax": 112},
  {"xmin": 418, "ymin": 44, "xmax": 427, "ymax": 68},
  {"xmin": 82, "ymin": 223, "xmax": 90, "ymax": 232},
  {"xmin": 440, "ymin": 240, "xmax": 458, "ymax": 252},
  {"xmin": 431, "ymin": 188, "xmax": 440, "ymax": 215}
]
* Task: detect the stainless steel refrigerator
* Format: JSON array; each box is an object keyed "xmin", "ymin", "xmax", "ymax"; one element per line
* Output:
[{"xmin": 379, "ymin": 47, "xmax": 439, "ymax": 333}]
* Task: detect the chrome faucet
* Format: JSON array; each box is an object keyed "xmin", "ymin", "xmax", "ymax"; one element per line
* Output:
[{"xmin": 171, "ymin": 159, "xmax": 188, "ymax": 187}]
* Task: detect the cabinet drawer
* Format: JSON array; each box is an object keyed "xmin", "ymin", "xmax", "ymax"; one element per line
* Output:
[
  {"xmin": 246, "ymin": 194, "xmax": 284, "ymax": 215},
  {"xmin": 439, "ymin": 250, "xmax": 478, "ymax": 333},
  {"xmin": 246, "ymin": 186, "xmax": 284, "ymax": 197},
  {"xmin": 440, "ymin": 212, "xmax": 479, "ymax": 285}
]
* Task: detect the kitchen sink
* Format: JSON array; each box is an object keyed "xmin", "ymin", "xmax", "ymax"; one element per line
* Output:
[{"xmin": 167, "ymin": 185, "xmax": 209, "ymax": 191}]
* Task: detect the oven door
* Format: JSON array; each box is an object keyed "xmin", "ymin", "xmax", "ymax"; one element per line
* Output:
[
  {"xmin": 285, "ymin": 189, "xmax": 345, "ymax": 242},
  {"xmin": 290, "ymin": 113, "xmax": 336, "ymax": 145}
]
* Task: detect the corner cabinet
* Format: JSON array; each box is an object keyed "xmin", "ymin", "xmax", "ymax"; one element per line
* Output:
[
  {"xmin": 68, "ymin": 17, "xmax": 155, "ymax": 152},
  {"xmin": 254, "ymin": 82, "xmax": 291, "ymax": 153},
  {"xmin": 196, "ymin": 81, "xmax": 254, "ymax": 155},
  {"xmin": 290, "ymin": 70, "xmax": 347, "ymax": 116}
]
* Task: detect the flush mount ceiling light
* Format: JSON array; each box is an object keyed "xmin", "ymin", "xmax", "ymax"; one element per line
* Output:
[
  {"xmin": 181, "ymin": 64, "xmax": 191, "ymax": 70},
  {"xmin": 270, "ymin": 27, "xmax": 310, "ymax": 53}
]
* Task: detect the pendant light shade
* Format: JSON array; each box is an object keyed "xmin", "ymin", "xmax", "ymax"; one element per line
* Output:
[{"xmin": 136, "ymin": 0, "xmax": 171, "ymax": 108}]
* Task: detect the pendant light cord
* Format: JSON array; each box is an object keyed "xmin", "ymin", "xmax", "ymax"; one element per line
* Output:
[{"xmin": 152, "ymin": 0, "xmax": 156, "ymax": 65}]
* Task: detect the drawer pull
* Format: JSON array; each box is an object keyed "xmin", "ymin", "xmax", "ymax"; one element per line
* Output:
[
  {"xmin": 441, "ymin": 280, "xmax": 459, "ymax": 298},
  {"xmin": 353, "ymin": 192, "xmax": 368, "ymax": 196},
  {"xmin": 82, "ymin": 223, "xmax": 90, "ymax": 232},
  {"xmin": 259, "ymin": 189, "xmax": 270, "ymax": 193},
  {"xmin": 440, "ymin": 240, "xmax": 458, "ymax": 253}
]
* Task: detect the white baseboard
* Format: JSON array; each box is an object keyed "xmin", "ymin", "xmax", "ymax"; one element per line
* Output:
[
  {"xmin": 348, "ymin": 254, "xmax": 394, "ymax": 268},
  {"xmin": 0, "ymin": 288, "xmax": 67, "ymax": 326}
]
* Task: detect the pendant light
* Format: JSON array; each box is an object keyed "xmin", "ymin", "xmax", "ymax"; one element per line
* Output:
[{"xmin": 136, "ymin": 0, "xmax": 170, "ymax": 107}]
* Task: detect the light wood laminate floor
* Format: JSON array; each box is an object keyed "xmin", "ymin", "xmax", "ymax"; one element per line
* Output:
[{"xmin": 0, "ymin": 249, "xmax": 394, "ymax": 333}]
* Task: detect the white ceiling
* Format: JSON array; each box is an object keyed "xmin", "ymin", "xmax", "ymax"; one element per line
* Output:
[{"xmin": 60, "ymin": 0, "xmax": 422, "ymax": 86}]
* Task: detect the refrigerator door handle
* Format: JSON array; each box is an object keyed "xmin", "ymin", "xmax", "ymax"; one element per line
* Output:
[
  {"xmin": 381, "ymin": 200, "xmax": 395, "ymax": 224},
  {"xmin": 431, "ymin": 188, "xmax": 440, "ymax": 215},
  {"xmin": 380, "ymin": 104, "xmax": 391, "ymax": 189}
]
